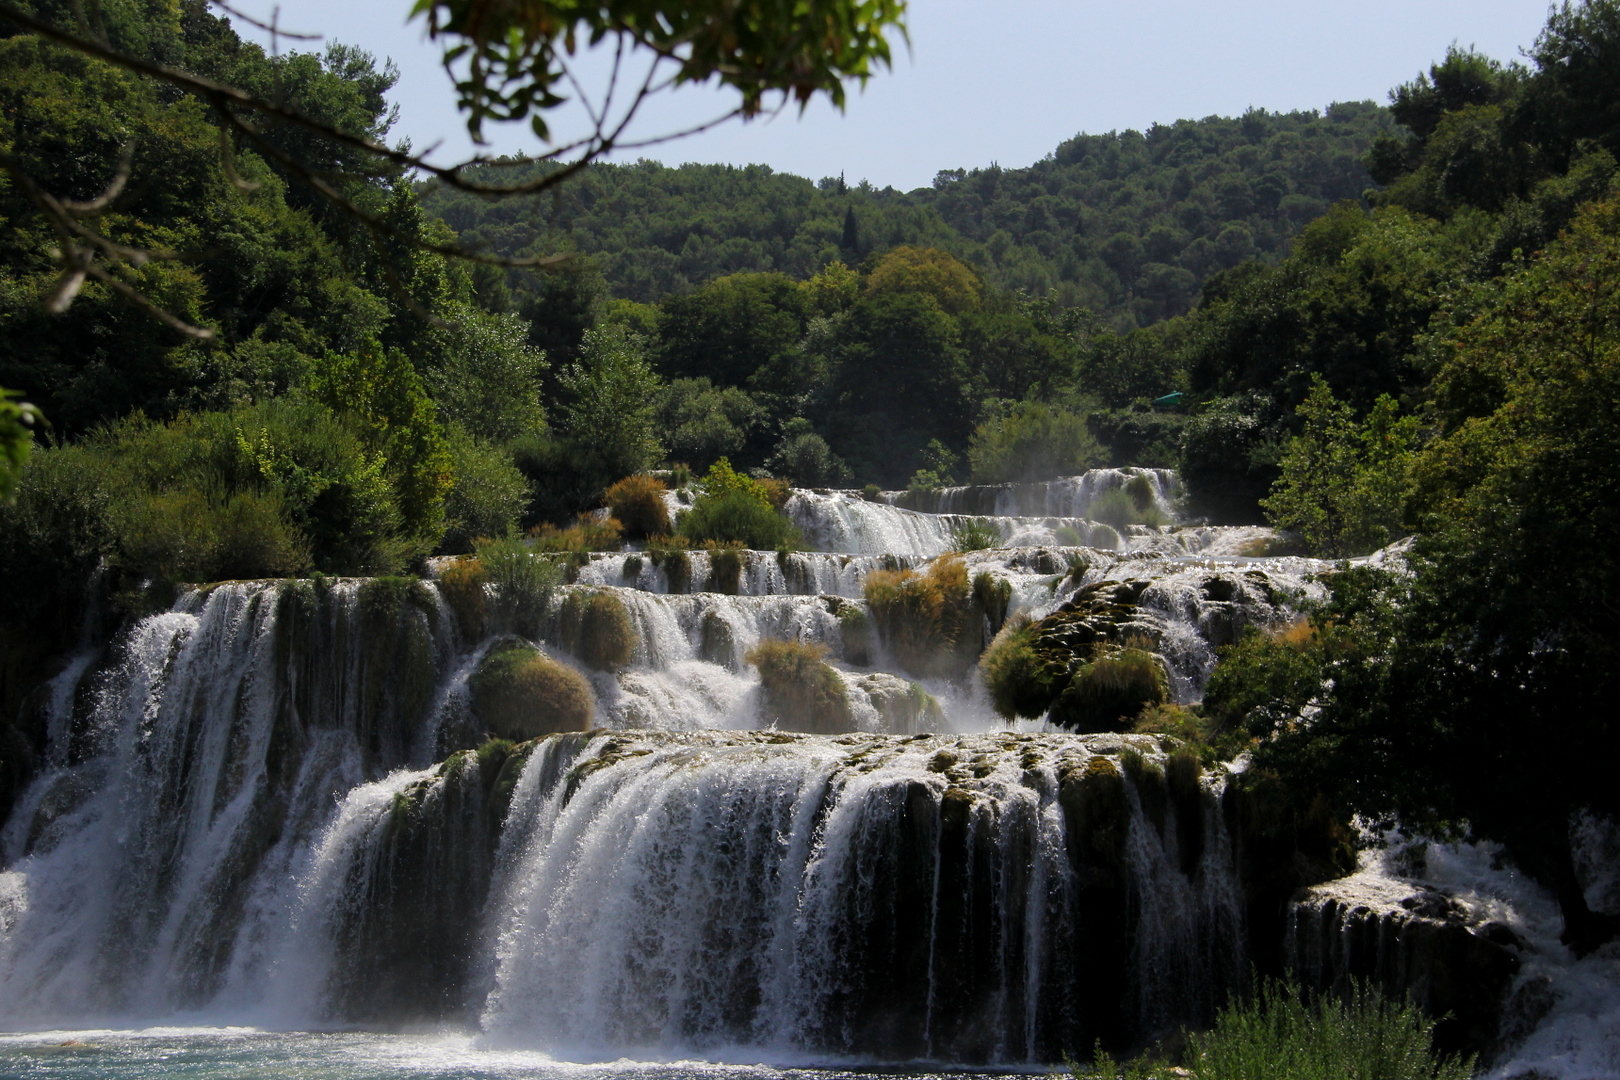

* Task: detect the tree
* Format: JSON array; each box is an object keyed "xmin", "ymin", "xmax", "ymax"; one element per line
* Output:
[
  {"xmin": 556, "ymin": 324, "xmax": 664, "ymax": 484},
  {"xmin": 1214, "ymin": 195, "xmax": 1620, "ymax": 954},
  {"xmin": 657, "ymin": 377, "xmax": 765, "ymax": 469},
  {"xmin": 308, "ymin": 339, "xmax": 454, "ymax": 548},
  {"xmin": 656, "ymin": 272, "xmax": 806, "ymax": 386},
  {"xmin": 426, "ymin": 303, "xmax": 548, "ymax": 445},
  {"xmin": 1260, "ymin": 376, "xmax": 1415, "ymax": 557},
  {"xmin": 967, "ymin": 401, "xmax": 1104, "ymax": 484},
  {"xmin": 0, "ymin": 0, "xmax": 907, "ymax": 336}
]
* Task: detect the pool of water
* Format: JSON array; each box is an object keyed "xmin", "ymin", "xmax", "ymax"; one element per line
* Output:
[{"xmin": 0, "ymin": 1030, "xmax": 1050, "ymax": 1080}]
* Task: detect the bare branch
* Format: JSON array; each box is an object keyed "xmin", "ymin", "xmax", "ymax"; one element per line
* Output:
[
  {"xmin": 205, "ymin": 0, "xmax": 321, "ymax": 42},
  {"xmin": 0, "ymin": 3, "xmax": 746, "ymax": 200}
]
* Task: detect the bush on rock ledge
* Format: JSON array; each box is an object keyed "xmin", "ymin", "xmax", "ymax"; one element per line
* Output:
[{"xmin": 470, "ymin": 640, "xmax": 593, "ymax": 739}]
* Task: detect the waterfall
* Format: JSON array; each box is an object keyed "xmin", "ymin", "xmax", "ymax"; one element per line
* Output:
[
  {"xmin": 888, "ymin": 469, "xmax": 1182, "ymax": 519},
  {"xmin": 0, "ymin": 467, "xmax": 1340, "ymax": 1060}
]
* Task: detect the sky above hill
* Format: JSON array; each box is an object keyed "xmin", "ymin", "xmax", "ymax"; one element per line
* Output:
[{"xmin": 229, "ymin": 0, "xmax": 1551, "ymax": 192}]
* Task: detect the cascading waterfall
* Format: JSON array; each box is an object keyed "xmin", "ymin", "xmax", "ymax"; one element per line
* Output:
[
  {"xmin": 0, "ymin": 474, "xmax": 1341, "ymax": 1060},
  {"xmin": 888, "ymin": 469, "xmax": 1181, "ymax": 519}
]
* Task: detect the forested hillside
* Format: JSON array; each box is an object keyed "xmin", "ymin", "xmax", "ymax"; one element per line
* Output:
[{"xmin": 428, "ymin": 104, "xmax": 1391, "ymax": 326}]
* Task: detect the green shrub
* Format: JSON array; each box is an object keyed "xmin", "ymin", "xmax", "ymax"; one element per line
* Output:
[
  {"xmin": 968, "ymin": 401, "xmax": 1105, "ymax": 483},
  {"xmin": 949, "ymin": 517, "xmax": 1003, "ymax": 552},
  {"xmin": 471, "ymin": 640, "xmax": 593, "ymax": 739},
  {"xmin": 604, "ymin": 474, "xmax": 671, "ymax": 538},
  {"xmin": 558, "ymin": 590, "xmax": 638, "ymax": 669},
  {"xmin": 677, "ymin": 459, "xmax": 801, "ymax": 550},
  {"xmin": 112, "ymin": 486, "xmax": 310, "ymax": 584},
  {"xmin": 440, "ymin": 425, "xmax": 531, "ymax": 555},
  {"xmin": 1049, "ymin": 646, "xmax": 1169, "ymax": 731},
  {"xmin": 19, "ymin": 399, "xmax": 425, "ymax": 587},
  {"xmin": 746, "ymin": 639, "xmax": 853, "ymax": 734},
  {"xmin": 979, "ymin": 615, "xmax": 1054, "ymax": 719},
  {"xmin": 861, "ymin": 483, "xmax": 883, "ymax": 502},
  {"xmin": 1180, "ymin": 977, "xmax": 1474, "ymax": 1080},
  {"xmin": 475, "ymin": 535, "xmax": 563, "ymax": 635}
]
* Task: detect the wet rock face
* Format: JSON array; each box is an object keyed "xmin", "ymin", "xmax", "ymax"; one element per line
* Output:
[
  {"xmin": 1288, "ymin": 885, "xmax": 1523, "ymax": 1058},
  {"xmin": 852, "ymin": 672, "xmax": 943, "ymax": 734}
]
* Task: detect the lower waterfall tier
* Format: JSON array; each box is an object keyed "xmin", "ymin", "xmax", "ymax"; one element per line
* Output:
[{"xmin": 0, "ymin": 730, "xmax": 1242, "ymax": 1061}]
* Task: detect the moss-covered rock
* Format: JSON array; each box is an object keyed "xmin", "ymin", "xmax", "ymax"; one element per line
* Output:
[
  {"xmin": 470, "ymin": 640, "xmax": 593, "ymax": 739},
  {"xmin": 747, "ymin": 639, "xmax": 855, "ymax": 734},
  {"xmin": 704, "ymin": 542, "xmax": 745, "ymax": 594},
  {"xmin": 854, "ymin": 672, "xmax": 943, "ymax": 734},
  {"xmin": 1048, "ymin": 646, "xmax": 1169, "ymax": 732},
  {"xmin": 699, "ymin": 609, "xmax": 737, "ymax": 669},
  {"xmin": 558, "ymin": 590, "xmax": 638, "ymax": 669}
]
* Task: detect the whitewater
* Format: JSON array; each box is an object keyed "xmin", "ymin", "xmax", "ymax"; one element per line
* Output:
[{"xmin": 0, "ymin": 470, "xmax": 1610, "ymax": 1078}]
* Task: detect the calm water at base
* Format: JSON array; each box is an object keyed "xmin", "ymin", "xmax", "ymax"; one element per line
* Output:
[{"xmin": 0, "ymin": 1030, "xmax": 1048, "ymax": 1080}]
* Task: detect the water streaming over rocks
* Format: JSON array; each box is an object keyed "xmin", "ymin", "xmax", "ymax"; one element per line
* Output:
[{"xmin": 0, "ymin": 472, "xmax": 1602, "ymax": 1071}]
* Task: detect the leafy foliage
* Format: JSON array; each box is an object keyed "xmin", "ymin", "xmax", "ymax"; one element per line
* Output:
[
  {"xmin": 1261, "ymin": 377, "xmax": 1416, "ymax": 556},
  {"xmin": 411, "ymin": 0, "xmax": 906, "ymax": 139},
  {"xmin": 428, "ymin": 107, "xmax": 1390, "ymax": 326},
  {"xmin": 676, "ymin": 458, "xmax": 800, "ymax": 549},
  {"xmin": 968, "ymin": 402, "xmax": 1105, "ymax": 483}
]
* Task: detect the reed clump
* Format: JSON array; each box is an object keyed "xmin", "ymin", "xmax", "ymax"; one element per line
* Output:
[
  {"xmin": 979, "ymin": 615, "xmax": 1055, "ymax": 720},
  {"xmin": 863, "ymin": 554, "xmax": 978, "ymax": 677},
  {"xmin": 604, "ymin": 474, "xmax": 670, "ymax": 538},
  {"xmin": 1175, "ymin": 976, "xmax": 1474, "ymax": 1080},
  {"xmin": 949, "ymin": 517, "xmax": 1003, "ymax": 552},
  {"xmin": 438, "ymin": 557, "xmax": 490, "ymax": 638},
  {"xmin": 529, "ymin": 514, "xmax": 624, "ymax": 553},
  {"xmin": 746, "ymin": 639, "xmax": 853, "ymax": 734},
  {"xmin": 558, "ymin": 590, "xmax": 638, "ymax": 669},
  {"xmin": 470, "ymin": 640, "xmax": 593, "ymax": 740}
]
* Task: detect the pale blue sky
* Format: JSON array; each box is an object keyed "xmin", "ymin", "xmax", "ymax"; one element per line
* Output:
[{"xmin": 230, "ymin": 1, "xmax": 1552, "ymax": 192}]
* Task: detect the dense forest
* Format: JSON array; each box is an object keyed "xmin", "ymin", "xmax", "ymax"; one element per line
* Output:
[
  {"xmin": 427, "ymin": 102, "xmax": 1391, "ymax": 325},
  {"xmin": 1, "ymin": 0, "xmax": 1618, "ymax": 960}
]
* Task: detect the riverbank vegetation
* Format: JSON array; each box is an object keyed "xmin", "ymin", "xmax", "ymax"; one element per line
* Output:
[{"xmin": 1076, "ymin": 977, "xmax": 1472, "ymax": 1080}]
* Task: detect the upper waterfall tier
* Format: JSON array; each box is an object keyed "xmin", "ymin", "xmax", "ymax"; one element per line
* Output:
[
  {"xmin": 782, "ymin": 469, "xmax": 1183, "ymax": 557},
  {"xmin": 883, "ymin": 469, "xmax": 1181, "ymax": 518}
]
